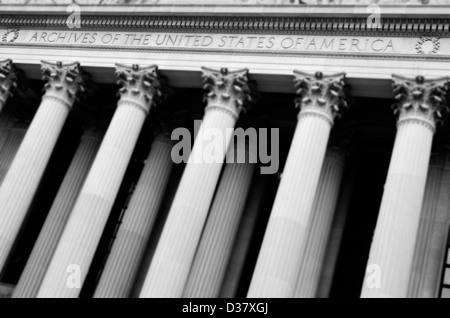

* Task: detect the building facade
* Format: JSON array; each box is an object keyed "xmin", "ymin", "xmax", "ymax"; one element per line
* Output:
[{"xmin": 0, "ymin": 0, "xmax": 449, "ymax": 298}]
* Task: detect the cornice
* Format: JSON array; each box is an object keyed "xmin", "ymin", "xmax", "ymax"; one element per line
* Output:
[
  {"xmin": 0, "ymin": 14, "xmax": 449, "ymax": 33},
  {"xmin": 1, "ymin": 5, "xmax": 450, "ymax": 18}
]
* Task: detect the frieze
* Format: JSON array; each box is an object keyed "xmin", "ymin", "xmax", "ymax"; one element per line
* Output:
[{"xmin": 1, "ymin": 29, "xmax": 448, "ymax": 57}]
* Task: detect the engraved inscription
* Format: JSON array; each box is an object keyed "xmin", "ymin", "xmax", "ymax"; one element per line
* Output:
[
  {"xmin": 24, "ymin": 31, "xmax": 397, "ymax": 53},
  {"xmin": 2, "ymin": 29, "xmax": 446, "ymax": 56}
]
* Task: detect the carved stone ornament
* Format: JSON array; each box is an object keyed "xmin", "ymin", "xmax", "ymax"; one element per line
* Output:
[
  {"xmin": 294, "ymin": 70, "xmax": 348, "ymax": 125},
  {"xmin": 392, "ymin": 74, "xmax": 449, "ymax": 130},
  {"xmin": 2, "ymin": 29, "xmax": 19, "ymax": 43},
  {"xmin": 41, "ymin": 61, "xmax": 86, "ymax": 109},
  {"xmin": 201, "ymin": 67, "xmax": 254, "ymax": 120},
  {"xmin": 415, "ymin": 37, "xmax": 440, "ymax": 55},
  {"xmin": 115, "ymin": 63, "xmax": 163, "ymax": 115},
  {"xmin": 0, "ymin": 59, "xmax": 17, "ymax": 109}
]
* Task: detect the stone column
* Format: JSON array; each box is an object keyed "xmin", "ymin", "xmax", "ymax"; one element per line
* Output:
[
  {"xmin": 94, "ymin": 130, "xmax": 174, "ymax": 298},
  {"xmin": 0, "ymin": 62, "xmax": 23, "ymax": 186},
  {"xmin": 13, "ymin": 129, "xmax": 102, "ymax": 298},
  {"xmin": 361, "ymin": 75, "xmax": 449, "ymax": 298},
  {"xmin": 316, "ymin": 167, "xmax": 356, "ymax": 298},
  {"xmin": 139, "ymin": 67, "xmax": 253, "ymax": 298},
  {"xmin": 418, "ymin": 154, "xmax": 450, "ymax": 297},
  {"xmin": 295, "ymin": 147, "xmax": 346, "ymax": 298},
  {"xmin": 183, "ymin": 139, "xmax": 257, "ymax": 298},
  {"xmin": 0, "ymin": 115, "xmax": 12, "ymax": 155},
  {"xmin": 407, "ymin": 157, "xmax": 442, "ymax": 297},
  {"xmin": 248, "ymin": 71, "xmax": 347, "ymax": 298},
  {"xmin": 37, "ymin": 64, "xmax": 162, "ymax": 298},
  {"xmin": 0, "ymin": 61, "xmax": 85, "ymax": 273},
  {"xmin": 219, "ymin": 173, "xmax": 270, "ymax": 298},
  {"xmin": 0, "ymin": 122, "xmax": 27, "ymax": 185},
  {"xmin": 129, "ymin": 167, "xmax": 182, "ymax": 298},
  {"xmin": 0, "ymin": 59, "xmax": 17, "ymax": 112}
]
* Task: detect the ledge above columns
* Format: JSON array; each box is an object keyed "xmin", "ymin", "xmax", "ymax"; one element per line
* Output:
[{"xmin": 1, "ymin": 4, "xmax": 450, "ymax": 18}]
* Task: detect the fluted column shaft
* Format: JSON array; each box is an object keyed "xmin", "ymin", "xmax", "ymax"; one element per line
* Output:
[
  {"xmin": 0, "ymin": 124, "xmax": 27, "ymax": 185},
  {"xmin": 140, "ymin": 67, "xmax": 252, "ymax": 298},
  {"xmin": 0, "ymin": 115, "xmax": 11, "ymax": 155},
  {"xmin": 417, "ymin": 156, "xmax": 450, "ymax": 297},
  {"xmin": 248, "ymin": 112, "xmax": 330, "ymax": 297},
  {"xmin": 140, "ymin": 110, "xmax": 235, "ymax": 298},
  {"xmin": 94, "ymin": 134, "xmax": 173, "ymax": 298},
  {"xmin": 183, "ymin": 142, "xmax": 256, "ymax": 298},
  {"xmin": 361, "ymin": 74, "xmax": 449, "ymax": 298},
  {"xmin": 295, "ymin": 148, "xmax": 345, "ymax": 298},
  {"xmin": 129, "ymin": 169, "xmax": 181, "ymax": 298},
  {"xmin": 219, "ymin": 174, "xmax": 270, "ymax": 298},
  {"xmin": 407, "ymin": 159, "xmax": 442, "ymax": 297},
  {"xmin": 248, "ymin": 71, "xmax": 347, "ymax": 298},
  {"xmin": 361, "ymin": 120, "xmax": 433, "ymax": 298},
  {"xmin": 37, "ymin": 64, "xmax": 162, "ymax": 298},
  {"xmin": 316, "ymin": 168, "xmax": 356, "ymax": 298},
  {"xmin": 0, "ymin": 61, "xmax": 84, "ymax": 273},
  {"xmin": 13, "ymin": 130, "xmax": 102, "ymax": 298}
]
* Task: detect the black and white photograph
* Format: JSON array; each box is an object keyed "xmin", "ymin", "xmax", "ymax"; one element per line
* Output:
[{"xmin": 0, "ymin": 0, "xmax": 448, "ymax": 304}]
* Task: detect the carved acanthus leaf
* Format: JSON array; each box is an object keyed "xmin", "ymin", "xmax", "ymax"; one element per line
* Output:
[
  {"xmin": 201, "ymin": 67, "xmax": 255, "ymax": 116},
  {"xmin": 41, "ymin": 61, "xmax": 86, "ymax": 105},
  {"xmin": 0, "ymin": 59, "xmax": 18, "ymax": 106},
  {"xmin": 115, "ymin": 63, "xmax": 163, "ymax": 113},
  {"xmin": 294, "ymin": 70, "xmax": 348, "ymax": 120},
  {"xmin": 392, "ymin": 74, "xmax": 449, "ymax": 125}
]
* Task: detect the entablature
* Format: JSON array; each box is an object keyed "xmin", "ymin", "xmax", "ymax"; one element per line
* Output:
[{"xmin": 0, "ymin": 3, "xmax": 449, "ymax": 99}]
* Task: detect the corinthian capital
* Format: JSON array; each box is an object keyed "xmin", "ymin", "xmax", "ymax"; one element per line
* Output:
[
  {"xmin": 115, "ymin": 64, "xmax": 163, "ymax": 115},
  {"xmin": 201, "ymin": 67, "xmax": 254, "ymax": 120},
  {"xmin": 41, "ymin": 61, "xmax": 86, "ymax": 109},
  {"xmin": 392, "ymin": 74, "xmax": 449, "ymax": 130},
  {"xmin": 0, "ymin": 59, "xmax": 18, "ymax": 111},
  {"xmin": 294, "ymin": 70, "xmax": 348, "ymax": 125}
]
